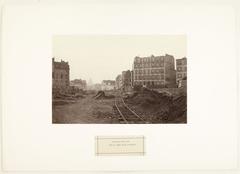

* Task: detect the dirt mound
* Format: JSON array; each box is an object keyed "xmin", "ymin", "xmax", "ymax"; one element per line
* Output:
[
  {"xmin": 54, "ymin": 93, "xmax": 85, "ymax": 100},
  {"xmin": 169, "ymin": 94, "xmax": 187, "ymax": 122},
  {"xmin": 94, "ymin": 91, "xmax": 115, "ymax": 100},
  {"xmin": 53, "ymin": 92, "xmax": 85, "ymax": 106},
  {"xmin": 127, "ymin": 88, "xmax": 172, "ymax": 108},
  {"xmin": 126, "ymin": 88, "xmax": 186, "ymax": 123}
]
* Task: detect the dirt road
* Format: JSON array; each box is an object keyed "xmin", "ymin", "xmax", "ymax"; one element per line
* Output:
[{"xmin": 52, "ymin": 94, "xmax": 119, "ymax": 123}]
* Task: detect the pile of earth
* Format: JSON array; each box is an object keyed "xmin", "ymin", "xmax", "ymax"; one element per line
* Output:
[
  {"xmin": 94, "ymin": 91, "xmax": 115, "ymax": 100},
  {"xmin": 53, "ymin": 92, "xmax": 85, "ymax": 106},
  {"xmin": 54, "ymin": 92, "xmax": 85, "ymax": 100},
  {"xmin": 125, "ymin": 88, "xmax": 186, "ymax": 123}
]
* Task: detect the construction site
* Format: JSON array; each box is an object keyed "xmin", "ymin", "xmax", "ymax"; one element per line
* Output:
[
  {"xmin": 52, "ymin": 54, "xmax": 187, "ymax": 124},
  {"xmin": 52, "ymin": 87, "xmax": 186, "ymax": 124}
]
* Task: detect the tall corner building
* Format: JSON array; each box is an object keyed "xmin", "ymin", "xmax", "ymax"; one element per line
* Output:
[
  {"xmin": 176, "ymin": 57, "xmax": 187, "ymax": 84},
  {"xmin": 133, "ymin": 54, "xmax": 176, "ymax": 88},
  {"xmin": 52, "ymin": 58, "xmax": 70, "ymax": 91}
]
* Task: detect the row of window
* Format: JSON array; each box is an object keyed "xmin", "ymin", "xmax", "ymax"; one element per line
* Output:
[
  {"xmin": 134, "ymin": 75, "xmax": 164, "ymax": 80},
  {"xmin": 177, "ymin": 66, "xmax": 187, "ymax": 72},
  {"xmin": 53, "ymin": 80, "xmax": 69, "ymax": 86},
  {"xmin": 135, "ymin": 57, "xmax": 164, "ymax": 63},
  {"xmin": 177, "ymin": 73, "xmax": 187, "ymax": 78},
  {"xmin": 176, "ymin": 60, "xmax": 187, "ymax": 65},
  {"xmin": 134, "ymin": 81, "xmax": 165, "ymax": 85},
  {"xmin": 134, "ymin": 68, "xmax": 164, "ymax": 74},
  {"xmin": 134, "ymin": 63, "xmax": 164, "ymax": 68},
  {"xmin": 52, "ymin": 72, "xmax": 68, "ymax": 79}
]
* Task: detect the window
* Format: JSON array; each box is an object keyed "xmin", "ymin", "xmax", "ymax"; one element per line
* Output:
[{"xmin": 177, "ymin": 60, "xmax": 182, "ymax": 65}]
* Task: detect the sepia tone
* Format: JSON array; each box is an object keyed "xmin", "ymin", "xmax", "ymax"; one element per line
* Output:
[{"xmin": 52, "ymin": 35, "xmax": 187, "ymax": 124}]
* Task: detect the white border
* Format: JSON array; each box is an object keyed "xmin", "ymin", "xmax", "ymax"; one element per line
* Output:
[{"xmin": 0, "ymin": 0, "xmax": 239, "ymax": 173}]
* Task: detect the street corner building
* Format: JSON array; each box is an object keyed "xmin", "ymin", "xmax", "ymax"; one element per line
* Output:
[
  {"xmin": 176, "ymin": 57, "xmax": 187, "ymax": 88},
  {"xmin": 52, "ymin": 58, "xmax": 70, "ymax": 93},
  {"xmin": 101, "ymin": 80, "xmax": 115, "ymax": 90},
  {"xmin": 121, "ymin": 70, "xmax": 132, "ymax": 92},
  {"xmin": 70, "ymin": 79, "xmax": 87, "ymax": 90},
  {"xmin": 115, "ymin": 74, "xmax": 122, "ymax": 90},
  {"xmin": 132, "ymin": 54, "xmax": 177, "ymax": 88}
]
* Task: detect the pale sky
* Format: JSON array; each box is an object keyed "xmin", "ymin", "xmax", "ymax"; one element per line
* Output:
[{"xmin": 52, "ymin": 35, "xmax": 187, "ymax": 84}]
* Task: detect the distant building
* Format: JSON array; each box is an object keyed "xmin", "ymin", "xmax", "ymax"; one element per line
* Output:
[
  {"xmin": 122, "ymin": 70, "xmax": 132, "ymax": 92},
  {"xmin": 93, "ymin": 83, "xmax": 102, "ymax": 91},
  {"xmin": 131, "ymin": 70, "xmax": 134, "ymax": 87},
  {"xmin": 133, "ymin": 54, "xmax": 176, "ymax": 88},
  {"xmin": 101, "ymin": 80, "xmax": 115, "ymax": 90},
  {"xmin": 115, "ymin": 74, "xmax": 122, "ymax": 90},
  {"xmin": 52, "ymin": 58, "xmax": 70, "ymax": 92},
  {"xmin": 176, "ymin": 57, "xmax": 187, "ymax": 87},
  {"xmin": 70, "ymin": 79, "xmax": 87, "ymax": 90}
]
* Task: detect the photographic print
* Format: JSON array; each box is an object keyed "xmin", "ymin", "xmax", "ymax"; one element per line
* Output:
[{"xmin": 52, "ymin": 35, "xmax": 187, "ymax": 124}]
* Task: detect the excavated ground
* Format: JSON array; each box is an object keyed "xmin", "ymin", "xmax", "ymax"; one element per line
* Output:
[{"xmin": 125, "ymin": 88, "xmax": 187, "ymax": 123}]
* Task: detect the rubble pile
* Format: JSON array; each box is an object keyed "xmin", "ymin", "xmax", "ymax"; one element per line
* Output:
[
  {"xmin": 53, "ymin": 92, "xmax": 85, "ymax": 106},
  {"xmin": 94, "ymin": 91, "xmax": 115, "ymax": 100},
  {"xmin": 169, "ymin": 94, "xmax": 187, "ymax": 122},
  {"xmin": 127, "ymin": 88, "xmax": 172, "ymax": 108},
  {"xmin": 126, "ymin": 88, "xmax": 187, "ymax": 123}
]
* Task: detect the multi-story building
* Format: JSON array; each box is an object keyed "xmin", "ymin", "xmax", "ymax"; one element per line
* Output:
[
  {"xmin": 115, "ymin": 74, "xmax": 122, "ymax": 90},
  {"xmin": 93, "ymin": 83, "xmax": 102, "ymax": 91},
  {"xmin": 176, "ymin": 57, "xmax": 187, "ymax": 87},
  {"xmin": 70, "ymin": 79, "xmax": 87, "ymax": 90},
  {"xmin": 52, "ymin": 58, "xmax": 70, "ymax": 92},
  {"xmin": 101, "ymin": 80, "xmax": 115, "ymax": 90},
  {"xmin": 122, "ymin": 70, "xmax": 132, "ymax": 92},
  {"xmin": 131, "ymin": 70, "xmax": 134, "ymax": 87},
  {"xmin": 133, "ymin": 54, "xmax": 176, "ymax": 88}
]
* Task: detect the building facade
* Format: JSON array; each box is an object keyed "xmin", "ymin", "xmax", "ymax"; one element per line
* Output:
[
  {"xmin": 52, "ymin": 58, "xmax": 70, "ymax": 92},
  {"xmin": 70, "ymin": 79, "xmax": 87, "ymax": 90},
  {"xmin": 122, "ymin": 70, "xmax": 132, "ymax": 92},
  {"xmin": 176, "ymin": 57, "xmax": 187, "ymax": 87},
  {"xmin": 115, "ymin": 74, "xmax": 122, "ymax": 90},
  {"xmin": 101, "ymin": 80, "xmax": 115, "ymax": 90},
  {"xmin": 133, "ymin": 54, "xmax": 176, "ymax": 88}
]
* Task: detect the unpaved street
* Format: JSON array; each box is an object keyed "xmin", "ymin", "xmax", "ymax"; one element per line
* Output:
[
  {"xmin": 53, "ymin": 94, "xmax": 119, "ymax": 123},
  {"xmin": 53, "ymin": 88, "xmax": 187, "ymax": 124}
]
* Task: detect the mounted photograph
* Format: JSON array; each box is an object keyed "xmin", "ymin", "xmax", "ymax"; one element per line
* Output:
[{"xmin": 52, "ymin": 35, "xmax": 187, "ymax": 124}]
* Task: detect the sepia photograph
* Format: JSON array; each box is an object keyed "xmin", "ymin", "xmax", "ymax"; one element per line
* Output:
[{"xmin": 52, "ymin": 35, "xmax": 187, "ymax": 124}]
